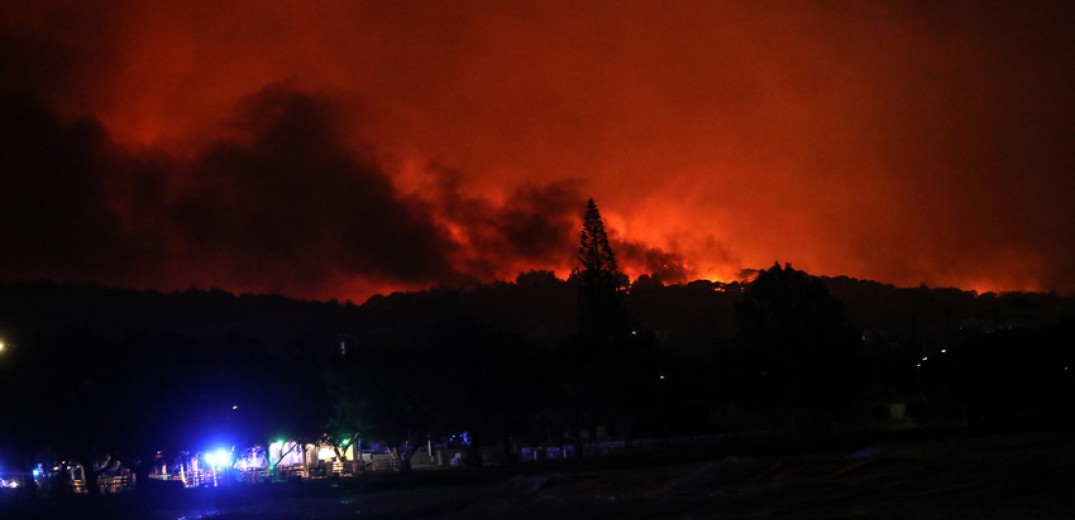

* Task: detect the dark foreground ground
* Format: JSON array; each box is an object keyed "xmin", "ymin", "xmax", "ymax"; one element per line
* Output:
[{"xmin": 4, "ymin": 429, "xmax": 1074, "ymax": 519}]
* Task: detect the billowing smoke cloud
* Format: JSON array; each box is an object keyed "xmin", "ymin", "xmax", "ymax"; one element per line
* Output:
[
  {"xmin": 0, "ymin": 85, "xmax": 610, "ymax": 298},
  {"xmin": 168, "ymin": 86, "xmax": 462, "ymax": 294},
  {"xmin": 430, "ymin": 168, "xmax": 583, "ymax": 280},
  {"xmin": 611, "ymin": 239, "xmax": 695, "ymax": 286},
  {"xmin": 2, "ymin": 1, "xmax": 1074, "ymax": 297},
  {"xmin": 0, "ymin": 94, "xmax": 137, "ymax": 282}
]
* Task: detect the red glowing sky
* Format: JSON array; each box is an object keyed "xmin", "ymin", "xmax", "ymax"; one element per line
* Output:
[{"xmin": 1, "ymin": 1, "xmax": 1073, "ymax": 300}]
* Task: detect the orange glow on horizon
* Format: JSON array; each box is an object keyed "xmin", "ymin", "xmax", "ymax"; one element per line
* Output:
[{"xmin": 2, "ymin": 1, "xmax": 1072, "ymax": 302}]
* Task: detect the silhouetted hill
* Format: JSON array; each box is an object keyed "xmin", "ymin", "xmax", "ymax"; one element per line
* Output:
[
  {"xmin": 0, "ymin": 281, "xmax": 362, "ymax": 347},
  {"xmin": 822, "ymin": 275, "xmax": 1075, "ymax": 352},
  {"xmin": 3, "ymin": 274, "xmax": 1074, "ymax": 357}
]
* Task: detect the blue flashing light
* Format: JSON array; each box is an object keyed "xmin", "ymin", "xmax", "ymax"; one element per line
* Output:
[
  {"xmin": 32, "ymin": 468, "xmax": 41, "ymax": 478},
  {"xmin": 204, "ymin": 449, "xmax": 232, "ymax": 469}
]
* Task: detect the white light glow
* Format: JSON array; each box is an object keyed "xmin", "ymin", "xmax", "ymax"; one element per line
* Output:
[{"xmin": 204, "ymin": 449, "xmax": 231, "ymax": 469}]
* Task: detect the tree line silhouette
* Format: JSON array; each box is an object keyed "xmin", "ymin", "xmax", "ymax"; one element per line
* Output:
[{"xmin": 2, "ymin": 199, "xmax": 1075, "ymax": 488}]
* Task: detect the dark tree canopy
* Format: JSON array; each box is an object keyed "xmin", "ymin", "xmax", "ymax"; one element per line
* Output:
[
  {"xmin": 734, "ymin": 262, "xmax": 862, "ymax": 425},
  {"xmin": 736, "ymin": 263, "xmax": 849, "ymax": 346},
  {"xmin": 3, "ymin": 263, "xmax": 1075, "ymax": 480}
]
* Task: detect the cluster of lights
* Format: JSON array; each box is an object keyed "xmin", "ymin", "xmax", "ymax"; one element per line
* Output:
[
  {"xmin": 917, "ymin": 349, "xmax": 952, "ymax": 368},
  {"xmin": 447, "ymin": 432, "xmax": 471, "ymax": 444}
]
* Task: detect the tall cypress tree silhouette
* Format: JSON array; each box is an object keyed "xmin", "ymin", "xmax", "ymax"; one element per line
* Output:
[
  {"xmin": 567, "ymin": 199, "xmax": 658, "ymax": 445},
  {"xmin": 574, "ymin": 198, "xmax": 627, "ymax": 344}
]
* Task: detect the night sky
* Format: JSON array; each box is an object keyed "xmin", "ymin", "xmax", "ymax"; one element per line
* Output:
[{"xmin": 1, "ymin": 1, "xmax": 1073, "ymax": 301}]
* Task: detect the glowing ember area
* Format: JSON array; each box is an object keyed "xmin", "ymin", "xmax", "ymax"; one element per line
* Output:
[{"xmin": 1, "ymin": 1, "xmax": 1073, "ymax": 300}]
